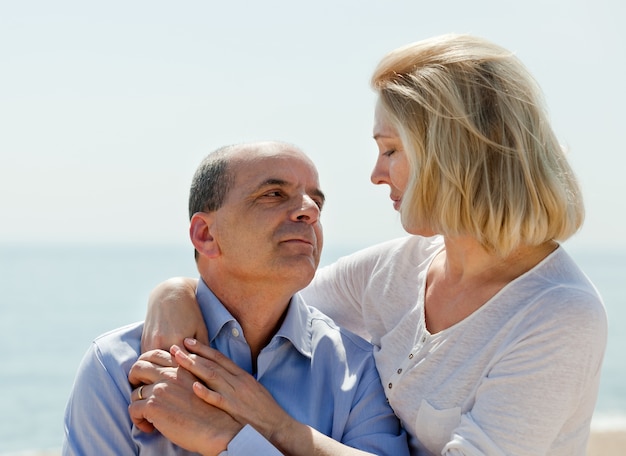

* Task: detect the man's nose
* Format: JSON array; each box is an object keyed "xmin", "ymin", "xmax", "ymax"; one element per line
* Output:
[{"xmin": 293, "ymin": 195, "xmax": 320, "ymax": 223}]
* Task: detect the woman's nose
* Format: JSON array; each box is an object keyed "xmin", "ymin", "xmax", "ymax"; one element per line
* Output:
[{"xmin": 371, "ymin": 157, "xmax": 389, "ymax": 186}]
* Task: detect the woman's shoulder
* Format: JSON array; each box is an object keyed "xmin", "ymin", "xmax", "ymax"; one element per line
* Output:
[
  {"xmin": 336, "ymin": 235, "xmax": 443, "ymax": 267},
  {"xmin": 530, "ymin": 246, "xmax": 604, "ymax": 304},
  {"xmin": 513, "ymin": 246, "xmax": 607, "ymax": 333}
]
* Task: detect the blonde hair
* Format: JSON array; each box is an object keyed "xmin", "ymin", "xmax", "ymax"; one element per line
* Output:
[{"xmin": 372, "ymin": 34, "xmax": 584, "ymax": 255}]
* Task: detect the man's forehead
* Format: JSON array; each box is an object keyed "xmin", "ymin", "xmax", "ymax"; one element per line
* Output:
[
  {"xmin": 224, "ymin": 142, "xmax": 320, "ymax": 190},
  {"xmin": 233, "ymin": 145, "xmax": 315, "ymax": 172},
  {"xmin": 237, "ymin": 164, "xmax": 320, "ymax": 189}
]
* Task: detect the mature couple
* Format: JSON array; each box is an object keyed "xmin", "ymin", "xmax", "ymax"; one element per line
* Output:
[{"xmin": 63, "ymin": 34, "xmax": 606, "ymax": 455}]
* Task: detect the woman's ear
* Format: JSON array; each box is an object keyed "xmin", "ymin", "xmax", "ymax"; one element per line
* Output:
[{"xmin": 189, "ymin": 212, "xmax": 220, "ymax": 258}]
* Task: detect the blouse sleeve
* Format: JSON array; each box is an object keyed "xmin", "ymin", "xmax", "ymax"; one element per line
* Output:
[{"xmin": 300, "ymin": 245, "xmax": 381, "ymax": 341}]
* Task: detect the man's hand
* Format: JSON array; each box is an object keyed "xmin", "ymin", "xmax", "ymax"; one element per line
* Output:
[{"xmin": 129, "ymin": 349, "xmax": 242, "ymax": 456}]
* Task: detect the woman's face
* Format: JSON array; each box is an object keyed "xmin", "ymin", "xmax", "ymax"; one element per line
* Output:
[
  {"xmin": 371, "ymin": 100, "xmax": 410, "ymax": 212},
  {"xmin": 371, "ymin": 100, "xmax": 435, "ymax": 236}
]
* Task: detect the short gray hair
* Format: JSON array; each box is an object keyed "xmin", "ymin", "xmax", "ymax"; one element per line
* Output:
[{"xmin": 188, "ymin": 145, "xmax": 236, "ymax": 219}]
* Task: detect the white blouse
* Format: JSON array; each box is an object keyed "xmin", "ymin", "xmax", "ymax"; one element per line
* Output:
[{"xmin": 301, "ymin": 235, "xmax": 607, "ymax": 455}]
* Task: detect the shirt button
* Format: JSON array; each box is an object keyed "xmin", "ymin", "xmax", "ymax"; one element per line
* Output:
[
  {"xmin": 422, "ymin": 336, "xmax": 427, "ymax": 343},
  {"xmin": 231, "ymin": 328, "xmax": 240, "ymax": 337},
  {"xmin": 408, "ymin": 353, "xmax": 414, "ymax": 359},
  {"xmin": 397, "ymin": 368, "xmax": 402, "ymax": 374},
  {"xmin": 388, "ymin": 382, "xmax": 393, "ymax": 389}
]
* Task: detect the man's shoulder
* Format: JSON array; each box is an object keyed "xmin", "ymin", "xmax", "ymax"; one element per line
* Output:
[
  {"xmin": 304, "ymin": 304, "xmax": 374, "ymax": 354},
  {"xmin": 90, "ymin": 321, "xmax": 144, "ymax": 368},
  {"xmin": 93, "ymin": 320, "xmax": 144, "ymax": 345}
]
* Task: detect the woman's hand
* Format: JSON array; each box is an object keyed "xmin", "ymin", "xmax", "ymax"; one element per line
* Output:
[
  {"xmin": 171, "ymin": 338, "xmax": 294, "ymax": 442},
  {"xmin": 172, "ymin": 339, "xmax": 374, "ymax": 456},
  {"xmin": 140, "ymin": 277, "xmax": 207, "ymax": 352}
]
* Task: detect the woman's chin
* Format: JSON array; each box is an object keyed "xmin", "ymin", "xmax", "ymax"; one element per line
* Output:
[{"xmin": 400, "ymin": 221, "xmax": 436, "ymax": 237}]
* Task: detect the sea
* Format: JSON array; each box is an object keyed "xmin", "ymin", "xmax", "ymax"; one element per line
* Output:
[{"xmin": 0, "ymin": 241, "xmax": 624, "ymax": 454}]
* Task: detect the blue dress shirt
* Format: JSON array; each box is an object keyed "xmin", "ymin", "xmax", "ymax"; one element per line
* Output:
[{"xmin": 62, "ymin": 279, "xmax": 408, "ymax": 455}]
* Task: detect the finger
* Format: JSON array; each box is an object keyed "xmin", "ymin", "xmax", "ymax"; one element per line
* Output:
[
  {"xmin": 131, "ymin": 384, "xmax": 149, "ymax": 403},
  {"xmin": 192, "ymin": 381, "xmax": 228, "ymax": 411},
  {"xmin": 129, "ymin": 359, "xmax": 159, "ymax": 386},
  {"xmin": 128, "ymin": 401, "xmax": 156, "ymax": 433},
  {"xmin": 183, "ymin": 338, "xmax": 244, "ymax": 376},
  {"xmin": 170, "ymin": 345, "xmax": 206, "ymax": 377},
  {"xmin": 137, "ymin": 349, "xmax": 178, "ymax": 367},
  {"xmin": 171, "ymin": 344, "xmax": 235, "ymax": 394},
  {"xmin": 128, "ymin": 359, "xmax": 178, "ymax": 387},
  {"xmin": 169, "ymin": 343, "xmax": 190, "ymax": 358}
]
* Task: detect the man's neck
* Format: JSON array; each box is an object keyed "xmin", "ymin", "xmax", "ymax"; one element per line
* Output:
[
  {"xmin": 226, "ymin": 296, "xmax": 290, "ymax": 362},
  {"xmin": 203, "ymin": 275, "xmax": 295, "ymax": 362}
]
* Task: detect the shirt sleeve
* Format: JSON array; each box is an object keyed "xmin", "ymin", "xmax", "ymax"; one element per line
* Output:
[
  {"xmin": 62, "ymin": 342, "xmax": 137, "ymax": 456},
  {"xmin": 339, "ymin": 352, "xmax": 410, "ymax": 455}
]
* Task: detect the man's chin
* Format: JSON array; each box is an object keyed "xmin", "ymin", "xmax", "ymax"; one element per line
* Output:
[{"xmin": 280, "ymin": 256, "xmax": 317, "ymax": 281}]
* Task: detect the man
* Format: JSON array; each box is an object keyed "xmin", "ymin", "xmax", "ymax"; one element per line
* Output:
[{"xmin": 62, "ymin": 141, "xmax": 408, "ymax": 455}]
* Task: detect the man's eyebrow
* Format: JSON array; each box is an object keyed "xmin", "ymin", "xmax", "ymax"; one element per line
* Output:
[
  {"xmin": 311, "ymin": 188, "xmax": 326, "ymax": 204},
  {"xmin": 256, "ymin": 178, "xmax": 289, "ymax": 189},
  {"xmin": 257, "ymin": 178, "xmax": 325, "ymax": 202}
]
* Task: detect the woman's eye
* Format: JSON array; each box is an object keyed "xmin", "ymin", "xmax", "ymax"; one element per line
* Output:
[{"xmin": 384, "ymin": 149, "xmax": 396, "ymax": 157}]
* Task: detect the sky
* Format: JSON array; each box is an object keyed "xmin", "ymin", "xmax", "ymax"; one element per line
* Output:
[{"xmin": 1, "ymin": 0, "xmax": 625, "ymax": 254}]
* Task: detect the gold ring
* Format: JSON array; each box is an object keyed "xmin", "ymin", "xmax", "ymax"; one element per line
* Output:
[{"xmin": 137, "ymin": 385, "xmax": 144, "ymax": 400}]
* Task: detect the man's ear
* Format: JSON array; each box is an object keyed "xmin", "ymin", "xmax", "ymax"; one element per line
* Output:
[{"xmin": 189, "ymin": 212, "xmax": 220, "ymax": 258}]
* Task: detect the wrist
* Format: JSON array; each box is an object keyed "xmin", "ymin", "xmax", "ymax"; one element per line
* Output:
[
  {"xmin": 267, "ymin": 417, "xmax": 306, "ymax": 454},
  {"xmin": 200, "ymin": 422, "xmax": 243, "ymax": 456}
]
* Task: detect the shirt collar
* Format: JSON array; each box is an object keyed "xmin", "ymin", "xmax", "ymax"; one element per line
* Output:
[
  {"xmin": 196, "ymin": 279, "xmax": 237, "ymax": 345},
  {"xmin": 196, "ymin": 278, "xmax": 312, "ymax": 358},
  {"xmin": 272, "ymin": 292, "xmax": 312, "ymax": 358}
]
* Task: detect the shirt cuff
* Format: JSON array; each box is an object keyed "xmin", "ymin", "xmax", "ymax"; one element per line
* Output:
[{"xmin": 218, "ymin": 424, "xmax": 282, "ymax": 455}]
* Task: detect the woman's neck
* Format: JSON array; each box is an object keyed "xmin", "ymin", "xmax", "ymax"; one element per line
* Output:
[{"xmin": 424, "ymin": 237, "xmax": 558, "ymax": 333}]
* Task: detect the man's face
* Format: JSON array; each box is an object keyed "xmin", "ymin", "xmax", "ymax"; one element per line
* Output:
[{"xmin": 208, "ymin": 144, "xmax": 324, "ymax": 289}]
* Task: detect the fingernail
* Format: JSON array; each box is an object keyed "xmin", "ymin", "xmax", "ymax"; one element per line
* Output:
[
  {"xmin": 193, "ymin": 381, "xmax": 205, "ymax": 393},
  {"xmin": 184, "ymin": 337, "xmax": 197, "ymax": 346}
]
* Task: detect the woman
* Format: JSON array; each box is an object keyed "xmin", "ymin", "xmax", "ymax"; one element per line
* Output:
[{"xmin": 142, "ymin": 34, "xmax": 606, "ymax": 454}]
